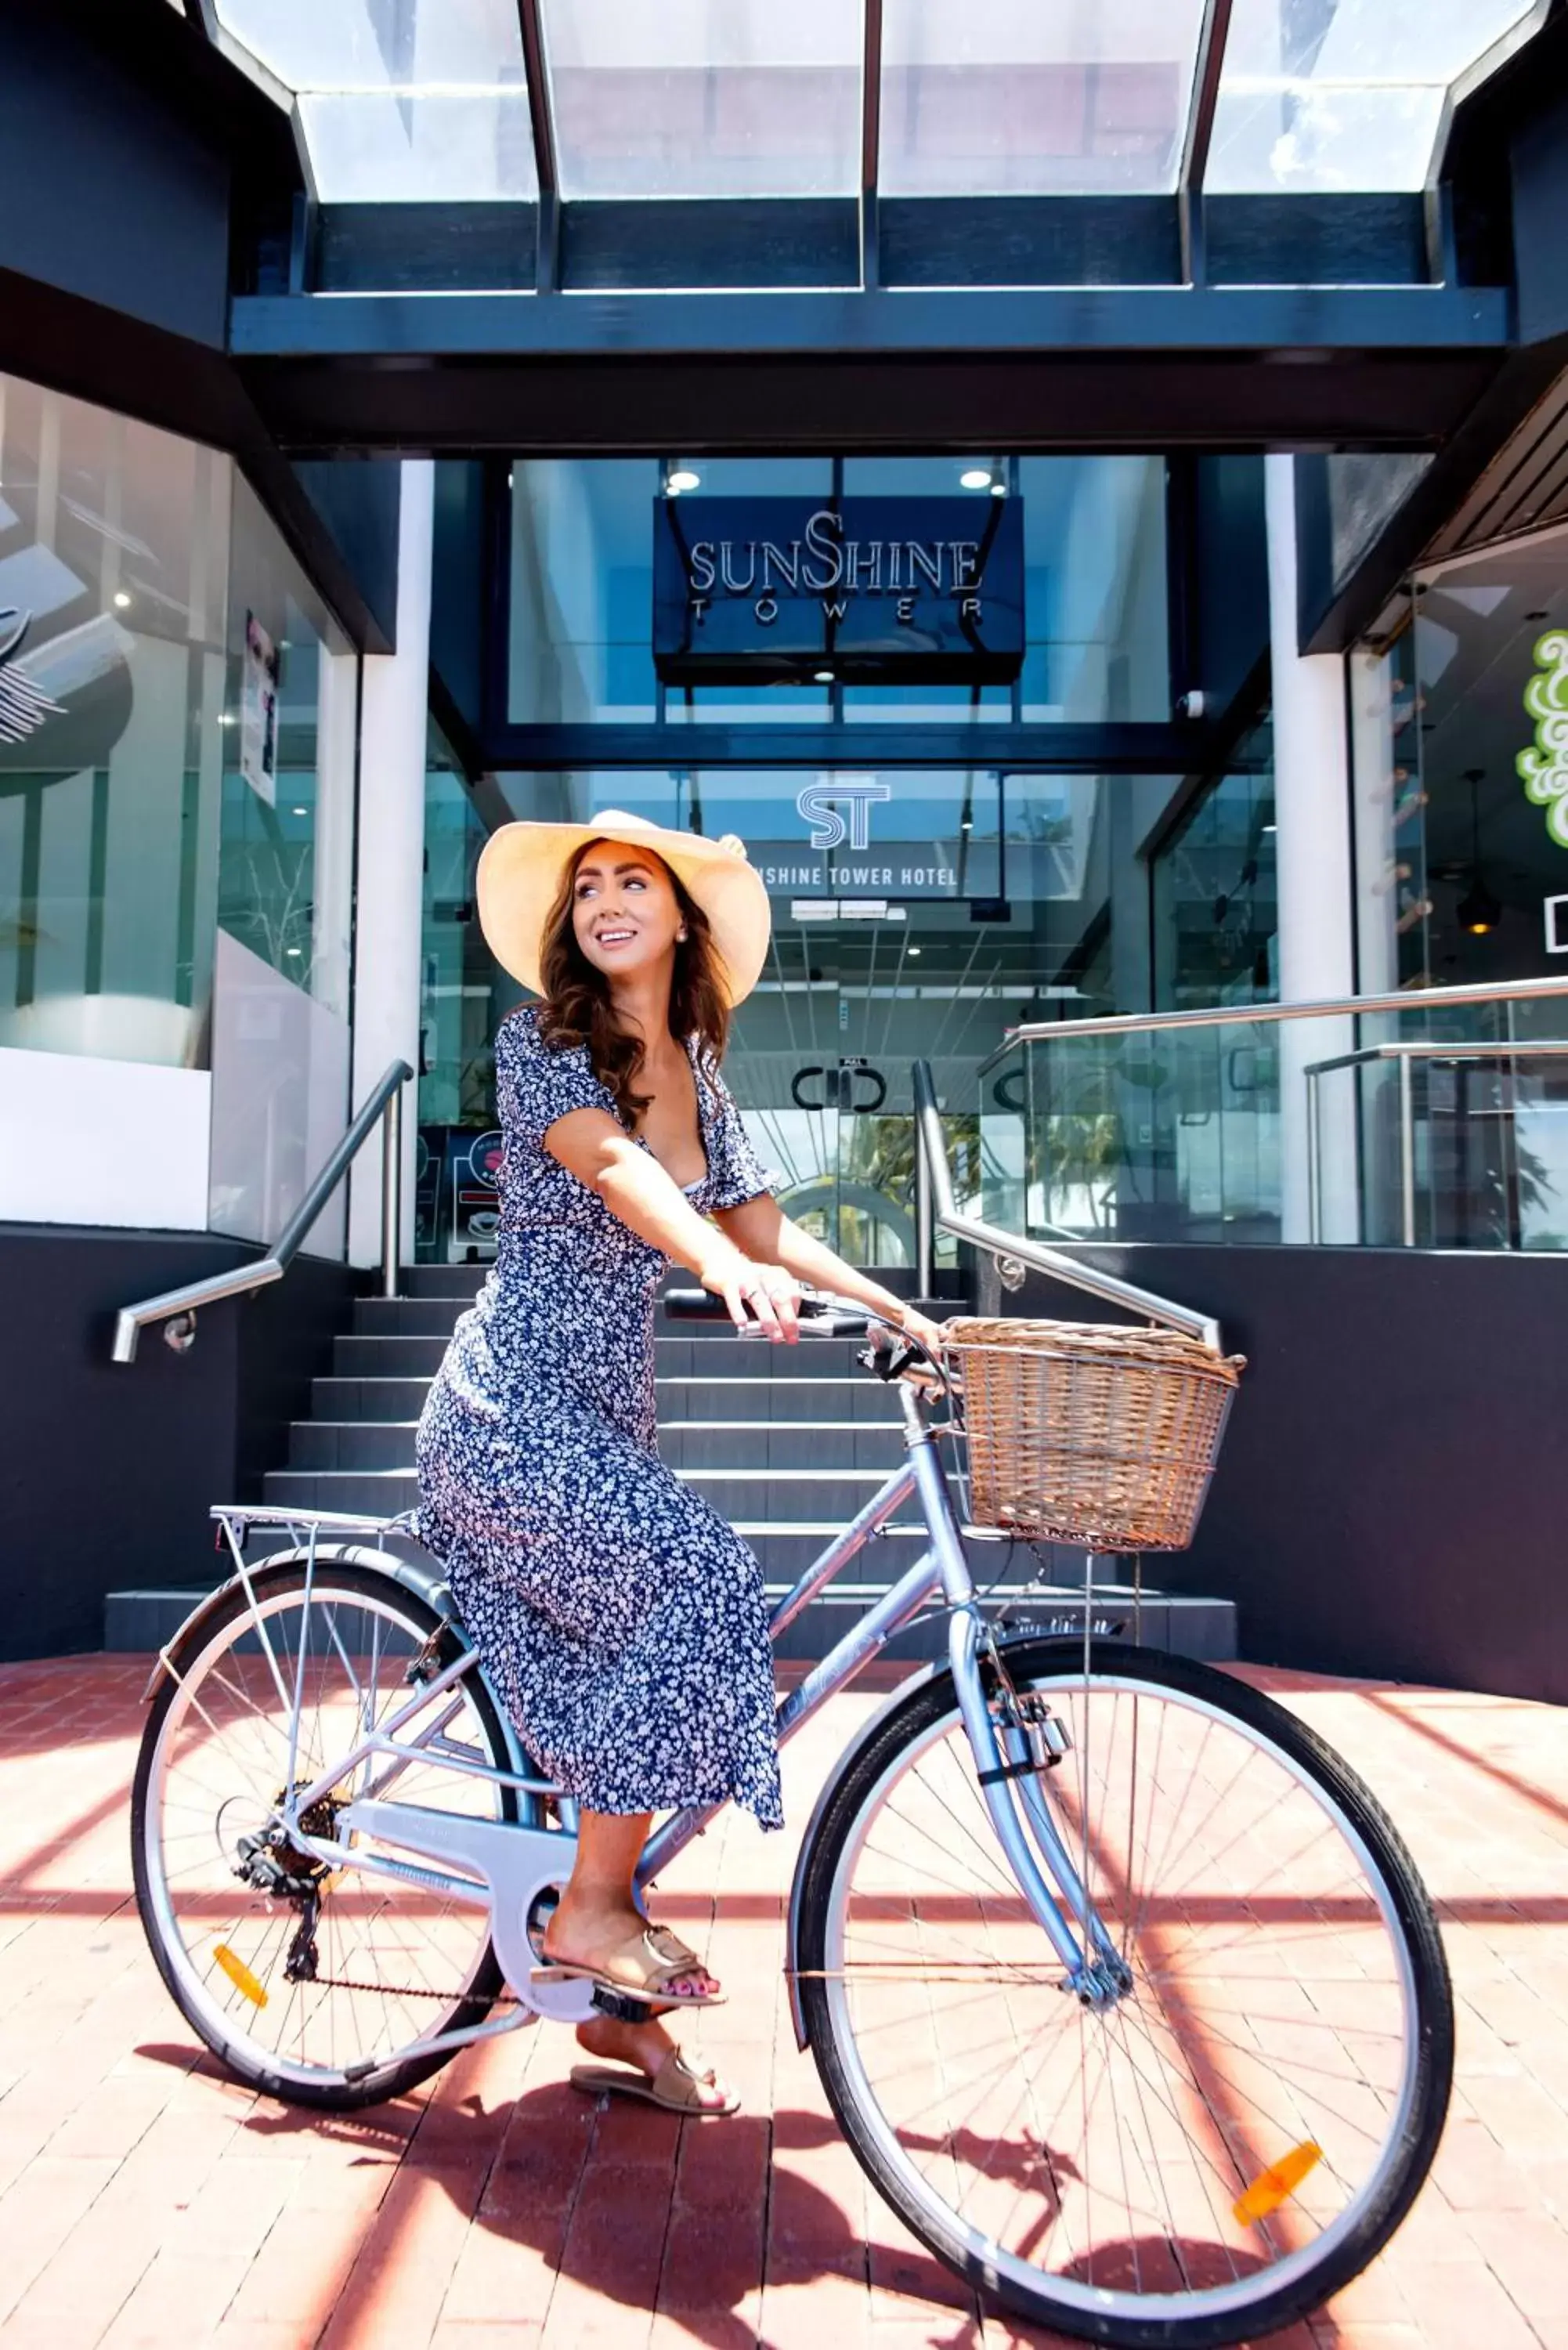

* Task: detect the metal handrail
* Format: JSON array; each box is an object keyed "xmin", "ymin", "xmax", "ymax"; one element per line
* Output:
[
  {"xmin": 112, "ymin": 1059, "xmax": 414, "ymax": 1364},
  {"xmin": 910, "ymin": 1060, "xmax": 1221, "ymax": 1352},
  {"xmin": 1304, "ymin": 1036, "xmax": 1568, "ymax": 1246},
  {"xmin": 980, "ymin": 971, "xmax": 1568, "ymax": 1074}
]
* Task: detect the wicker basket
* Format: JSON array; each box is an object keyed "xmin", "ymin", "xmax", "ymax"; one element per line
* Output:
[{"xmin": 943, "ymin": 1318, "xmax": 1245, "ymax": 1553}]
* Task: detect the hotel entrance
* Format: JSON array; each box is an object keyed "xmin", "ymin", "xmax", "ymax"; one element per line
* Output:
[
  {"xmin": 421, "ymin": 756, "xmax": 1162, "ymax": 1267},
  {"xmin": 415, "ymin": 450, "xmax": 1270, "ymax": 1266}
]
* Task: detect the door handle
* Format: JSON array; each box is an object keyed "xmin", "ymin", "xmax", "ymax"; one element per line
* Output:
[
  {"xmin": 844, "ymin": 1067, "xmax": 887, "ymax": 1112},
  {"xmin": 791, "ymin": 1066, "xmax": 830, "ymax": 1111}
]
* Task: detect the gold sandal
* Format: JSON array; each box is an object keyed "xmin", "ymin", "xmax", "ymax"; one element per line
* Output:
[
  {"xmin": 533, "ymin": 1921, "xmax": 726, "ymax": 2007},
  {"xmin": 569, "ymin": 2048, "xmax": 739, "ymax": 2115}
]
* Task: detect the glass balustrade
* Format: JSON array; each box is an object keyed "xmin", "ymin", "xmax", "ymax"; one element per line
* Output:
[{"xmin": 979, "ymin": 982, "xmax": 1568, "ymax": 1251}]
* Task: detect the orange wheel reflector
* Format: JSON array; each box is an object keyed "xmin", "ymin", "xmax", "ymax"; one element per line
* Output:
[
  {"xmin": 212, "ymin": 1943, "xmax": 269, "ymax": 2008},
  {"xmin": 1234, "ymin": 2141, "xmax": 1323, "ymax": 2227}
]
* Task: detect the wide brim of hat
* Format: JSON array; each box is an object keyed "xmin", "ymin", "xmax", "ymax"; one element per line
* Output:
[{"xmin": 476, "ymin": 812, "xmax": 772, "ymax": 1007}]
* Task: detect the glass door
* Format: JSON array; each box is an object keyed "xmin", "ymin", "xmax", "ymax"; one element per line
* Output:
[{"xmin": 483, "ymin": 767, "xmax": 1103, "ymax": 1267}]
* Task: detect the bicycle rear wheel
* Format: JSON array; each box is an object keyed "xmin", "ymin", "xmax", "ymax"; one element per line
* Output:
[
  {"xmin": 132, "ymin": 1561, "xmax": 526, "ymax": 2110},
  {"xmin": 797, "ymin": 1640, "xmax": 1451, "ymax": 2349}
]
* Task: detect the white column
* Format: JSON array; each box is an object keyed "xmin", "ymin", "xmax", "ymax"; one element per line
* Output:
[
  {"xmin": 348, "ymin": 461, "xmax": 434, "ymax": 1271},
  {"xmin": 1265, "ymin": 455, "xmax": 1357, "ymax": 1243}
]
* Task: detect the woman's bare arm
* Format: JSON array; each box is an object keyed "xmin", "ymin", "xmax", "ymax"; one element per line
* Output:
[
  {"xmin": 544, "ymin": 1108, "xmax": 799, "ymax": 1337},
  {"xmin": 714, "ymin": 1194, "xmax": 941, "ymax": 1344}
]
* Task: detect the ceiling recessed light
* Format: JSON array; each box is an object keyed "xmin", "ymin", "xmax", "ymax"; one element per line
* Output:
[
  {"xmin": 667, "ymin": 468, "xmax": 701, "ymax": 494},
  {"xmin": 959, "ymin": 816, "xmax": 973, "ymax": 830},
  {"xmin": 908, "ymin": 945, "xmax": 921, "ymax": 957},
  {"xmin": 988, "ymin": 480, "xmax": 1007, "ymax": 497},
  {"xmin": 959, "ymin": 467, "xmax": 994, "ymax": 490},
  {"xmin": 814, "ymin": 668, "xmax": 835, "ymax": 684},
  {"xmin": 286, "ymin": 946, "xmax": 302, "ymax": 957},
  {"xmin": 113, "ymin": 590, "xmax": 132, "ymax": 609},
  {"xmin": 217, "ymin": 713, "xmax": 234, "ymax": 726},
  {"xmin": 291, "ymin": 804, "xmax": 308, "ymax": 816}
]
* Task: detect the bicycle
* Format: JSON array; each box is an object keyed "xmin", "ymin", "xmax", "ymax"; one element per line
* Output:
[{"xmin": 132, "ymin": 1292, "xmax": 1452, "ymax": 2348}]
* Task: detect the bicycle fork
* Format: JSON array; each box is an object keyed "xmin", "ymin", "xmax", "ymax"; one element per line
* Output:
[{"xmin": 908, "ymin": 1405, "xmax": 1132, "ymax": 2009}]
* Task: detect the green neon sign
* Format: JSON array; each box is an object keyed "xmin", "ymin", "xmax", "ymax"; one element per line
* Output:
[{"xmin": 1518, "ymin": 629, "xmax": 1568, "ymax": 846}]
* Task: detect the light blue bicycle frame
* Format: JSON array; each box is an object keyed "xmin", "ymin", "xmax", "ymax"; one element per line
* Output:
[
  {"xmin": 638, "ymin": 1372, "xmax": 1124, "ymax": 2000},
  {"xmin": 193, "ymin": 1342, "xmax": 1125, "ymax": 2064}
]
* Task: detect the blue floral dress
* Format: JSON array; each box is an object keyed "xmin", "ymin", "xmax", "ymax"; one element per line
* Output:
[{"xmin": 416, "ymin": 1005, "xmax": 784, "ymax": 1828}]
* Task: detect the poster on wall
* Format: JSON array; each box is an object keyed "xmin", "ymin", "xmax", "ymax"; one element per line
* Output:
[{"xmin": 239, "ymin": 610, "xmax": 279, "ymax": 804}]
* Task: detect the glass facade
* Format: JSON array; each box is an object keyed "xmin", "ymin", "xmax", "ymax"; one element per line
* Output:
[
  {"xmin": 0, "ymin": 374, "xmax": 229, "ymax": 1068},
  {"xmin": 508, "ymin": 455, "xmax": 1170, "ymax": 728},
  {"xmin": 0, "ymin": 369, "xmax": 357, "ymax": 1251},
  {"xmin": 418, "ymin": 728, "xmax": 516, "ymax": 1264},
  {"xmin": 1349, "ymin": 530, "xmax": 1568, "ymax": 1250},
  {"xmin": 1353, "ymin": 538, "xmax": 1568, "ymax": 995}
]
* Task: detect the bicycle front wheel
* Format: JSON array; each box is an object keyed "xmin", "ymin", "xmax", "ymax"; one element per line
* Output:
[{"xmin": 797, "ymin": 1640, "xmax": 1451, "ymax": 2349}]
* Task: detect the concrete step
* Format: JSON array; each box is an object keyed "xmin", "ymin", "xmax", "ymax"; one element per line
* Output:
[
  {"xmin": 288, "ymin": 1417, "xmax": 906, "ymax": 1473},
  {"xmin": 656, "ymin": 1377, "xmax": 900, "ymax": 1423},
  {"xmin": 353, "ymin": 1293, "xmax": 962, "ymax": 1340},
  {"xmin": 313, "ymin": 1376, "xmax": 437, "ymax": 1422},
  {"xmin": 104, "ymin": 1574, "xmax": 1234, "ymax": 1666},
  {"xmin": 331, "ymin": 1332, "xmax": 873, "ymax": 1379},
  {"xmin": 398, "ymin": 1261, "xmax": 971, "ymax": 1306},
  {"xmin": 264, "ymin": 1463, "xmax": 920, "ymax": 1525},
  {"xmin": 308, "ymin": 1372, "xmax": 905, "ymax": 1426}
]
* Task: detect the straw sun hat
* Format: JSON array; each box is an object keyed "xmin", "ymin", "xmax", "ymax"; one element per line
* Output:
[{"xmin": 476, "ymin": 810, "xmax": 772, "ymax": 1008}]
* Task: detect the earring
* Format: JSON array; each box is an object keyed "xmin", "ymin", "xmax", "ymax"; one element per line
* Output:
[{"xmin": 677, "ymin": 929, "xmax": 688, "ymax": 942}]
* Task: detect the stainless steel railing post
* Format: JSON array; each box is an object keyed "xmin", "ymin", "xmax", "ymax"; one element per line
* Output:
[
  {"xmin": 1399, "ymin": 1052, "xmax": 1417, "ymax": 1249},
  {"xmin": 381, "ymin": 1085, "xmax": 403, "ymax": 1301},
  {"xmin": 915, "ymin": 1112, "xmax": 934, "ymax": 1300}
]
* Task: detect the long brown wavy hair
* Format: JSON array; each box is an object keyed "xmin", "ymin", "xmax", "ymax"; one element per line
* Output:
[{"xmin": 536, "ymin": 839, "xmax": 731, "ymax": 1127}]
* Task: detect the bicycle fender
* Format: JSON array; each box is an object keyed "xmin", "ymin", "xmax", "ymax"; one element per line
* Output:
[{"xmin": 139, "ymin": 1538, "xmax": 533, "ymax": 1786}]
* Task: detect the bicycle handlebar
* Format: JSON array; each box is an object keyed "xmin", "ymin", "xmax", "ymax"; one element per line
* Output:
[{"xmin": 663, "ymin": 1286, "xmax": 873, "ymax": 1337}]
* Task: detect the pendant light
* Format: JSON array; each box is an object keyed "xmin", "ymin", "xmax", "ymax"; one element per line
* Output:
[{"xmin": 1456, "ymin": 768, "xmax": 1501, "ymax": 936}]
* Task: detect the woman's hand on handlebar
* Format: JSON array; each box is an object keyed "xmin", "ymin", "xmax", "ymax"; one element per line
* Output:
[
  {"xmin": 697, "ymin": 1249, "xmax": 803, "ymax": 1342},
  {"xmin": 898, "ymin": 1305, "xmax": 946, "ymax": 1356}
]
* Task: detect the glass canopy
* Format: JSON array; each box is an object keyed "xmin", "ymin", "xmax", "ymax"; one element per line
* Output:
[
  {"xmin": 209, "ymin": 0, "xmax": 1548, "ymax": 208},
  {"xmin": 1208, "ymin": 0, "xmax": 1548, "ymax": 193}
]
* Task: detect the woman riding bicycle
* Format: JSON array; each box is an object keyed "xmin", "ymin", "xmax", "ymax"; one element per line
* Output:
[{"xmin": 414, "ymin": 810, "xmax": 941, "ymax": 2114}]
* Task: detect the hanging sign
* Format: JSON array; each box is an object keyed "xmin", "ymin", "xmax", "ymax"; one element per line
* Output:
[
  {"xmin": 239, "ymin": 610, "xmax": 280, "ymax": 804},
  {"xmin": 652, "ymin": 496, "xmax": 1025, "ymax": 685}
]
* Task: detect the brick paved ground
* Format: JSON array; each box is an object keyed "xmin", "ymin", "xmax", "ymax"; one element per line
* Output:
[{"xmin": 3, "ymin": 1651, "xmax": 1568, "ymax": 2349}]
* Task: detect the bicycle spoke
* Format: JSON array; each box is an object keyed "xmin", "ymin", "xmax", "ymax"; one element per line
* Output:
[
  {"xmin": 814, "ymin": 1658, "xmax": 1437, "ymax": 2337},
  {"xmin": 139, "ymin": 1576, "xmax": 518, "ymax": 2095}
]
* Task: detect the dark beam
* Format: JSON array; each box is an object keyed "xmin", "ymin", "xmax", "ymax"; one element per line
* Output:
[
  {"xmin": 479, "ymin": 722, "xmax": 1260, "ymax": 772},
  {"xmin": 861, "ymin": 0, "xmax": 883, "ymax": 291},
  {"xmin": 1178, "ymin": 0, "xmax": 1235, "ymax": 284},
  {"xmin": 230, "ymin": 283, "xmax": 1510, "ymax": 362},
  {"xmin": 235, "ymin": 347, "xmax": 1506, "ymax": 457},
  {"xmin": 516, "ymin": 0, "xmax": 558, "ymax": 294},
  {"xmin": 229, "ymin": 284, "xmax": 1511, "ymax": 453},
  {"xmin": 1299, "ymin": 338, "xmax": 1568, "ymax": 650}
]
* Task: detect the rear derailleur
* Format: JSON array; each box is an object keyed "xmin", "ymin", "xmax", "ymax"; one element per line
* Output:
[{"xmin": 233, "ymin": 1790, "xmax": 343, "ymax": 1983}]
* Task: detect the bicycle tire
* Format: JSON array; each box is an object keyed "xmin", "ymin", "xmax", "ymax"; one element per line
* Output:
[
  {"xmin": 131, "ymin": 1561, "xmax": 518, "ymax": 2113},
  {"xmin": 796, "ymin": 1638, "xmax": 1453, "ymax": 2349}
]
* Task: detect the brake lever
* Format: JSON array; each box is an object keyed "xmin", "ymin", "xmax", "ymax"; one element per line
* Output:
[{"xmin": 858, "ymin": 1329, "xmax": 919, "ymax": 1384}]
